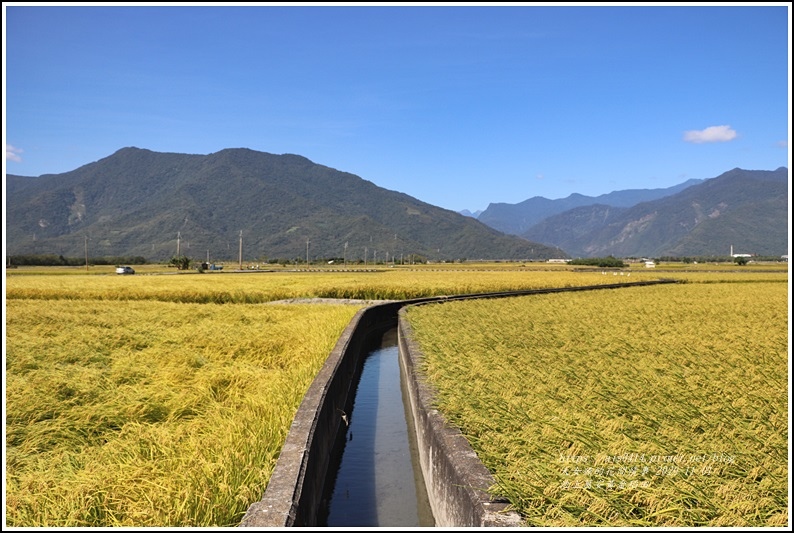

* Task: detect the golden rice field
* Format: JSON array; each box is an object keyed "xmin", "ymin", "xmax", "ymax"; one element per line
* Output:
[
  {"xmin": 4, "ymin": 267, "xmax": 660, "ymax": 303},
  {"xmin": 5, "ymin": 298, "xmax": 360, "ymax": 526},
  {"xmin": 4, "ymin": 264, "xmax": 788, "ymax": 526},
  {"xmin": 405, "ymin": 280, "xmax": 789, "ymax": 526}
]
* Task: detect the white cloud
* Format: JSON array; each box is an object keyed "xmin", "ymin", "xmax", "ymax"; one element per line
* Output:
[
  {"xmin": 683, "ymin": 125, "xmax": 738, "ymax": 144},
  {"xmin": 536, "ymin": 173, "xmax": 545, "ymax": 180},
  {"xmin": 776, "ymin": 140, "xmax": 788, "ymax": 148},
  {"xmin": 6, "ymin": 144, "xmax": 23, "ymax": 162}
]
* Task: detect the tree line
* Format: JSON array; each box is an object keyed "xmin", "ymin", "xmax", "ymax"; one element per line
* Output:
[{"xmin": 7, "ymin": 254, "xmax": 147, "ymax": 267}]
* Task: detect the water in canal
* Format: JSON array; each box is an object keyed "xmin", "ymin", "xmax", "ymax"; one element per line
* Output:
[{"xmin": 320, "ymin": 327, "xmax": 434, "ymax": 527}]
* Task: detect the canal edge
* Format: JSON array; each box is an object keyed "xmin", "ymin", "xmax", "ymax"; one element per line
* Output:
[{"xmin": 397, "ymin": 308, "xmax": 525, "ymax": 527}]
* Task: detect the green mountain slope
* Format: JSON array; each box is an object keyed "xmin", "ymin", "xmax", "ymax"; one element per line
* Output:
[
  {"xmin": 5, "ymin": 147, "xmax": 566, "ymax": 262},
  {"xmin": 520, "ymin": 167, "xmax": 788, "ymax": 257},
  {"xmin": 478, "ymin": 179, "xmax": 703, "ymax": 235}
]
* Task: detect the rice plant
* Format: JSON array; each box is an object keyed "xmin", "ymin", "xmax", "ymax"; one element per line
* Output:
[
  {"xmin": 405, "ymin": 281, "xmax": 788, "ymax": 526},
  {"xmin": 5, "ymin": 299, "xmax": 360, "ymax": 526},
  {"xmin": 5, "ymin": 264, "xmax": 787, "ymax": 526},
  {"xmin": 5, "ymin": 268, "xmax": 677, "ymax": 304}
]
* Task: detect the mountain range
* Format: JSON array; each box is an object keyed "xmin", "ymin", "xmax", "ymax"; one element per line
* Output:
[
  {"xmin": 517, "ymin": 167, "xmax": 789, "ymax": 258},
  {"xmin": 475, "ymin": 179, "xmax": 705, "ymax": 236},
  {"xmin": 5, "ymin": 147, "xmax": 567, "ymax": 263},
  {"xmin": 6, "ymin": 148, "xmax": 787, "ymax": 262}
]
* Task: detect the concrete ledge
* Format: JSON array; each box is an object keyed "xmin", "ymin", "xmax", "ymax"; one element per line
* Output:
[{"xmin": 398, "ymin": 310, "xmax": 524, "ymax": 527}]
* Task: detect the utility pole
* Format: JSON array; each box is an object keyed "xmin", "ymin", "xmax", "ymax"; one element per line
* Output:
[
  {"xmin": 239, "ymin": 230, "xmax": 243, "ymax": 270},
  {"xmin": 84, "ymin": 235, "xmax": 89, "ymax": 271},
  {"xmin": 344, "ymin": 241, "xmax": 348, "ymax": 268},
  {"xmin": 177, "ymin": 231, "xmax": 181, "ymax": 257},
  {"xmin": 306, "ymin": 239, "xmax": 310, "ymax": 269},
  {"xmin": 364, "ymin": 247, "xmax": 367, "ymax": 266}
]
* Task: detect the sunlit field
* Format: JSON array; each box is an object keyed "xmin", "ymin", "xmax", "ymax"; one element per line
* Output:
[
  {"xmin": 5, "ymin": 266, "xmax": 665, "ymax": 303},
  {"xmin": 405, "ymin": 279, "xmax": 789, "ymax": 526},
  {"xmin": 5, "ymin": 263, "xmax": 788, "ymax": 526},
  {"xmin": 8, "ymin": 260, "xmax": 784, "ymax": 297},
  {"xmin": 5, "ymin": 299, "xmax": 360, "ymax": 526}
]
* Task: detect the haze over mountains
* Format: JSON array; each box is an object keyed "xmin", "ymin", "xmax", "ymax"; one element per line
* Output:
[
  {"xmin": 518, "ymin": 167, "xmax": 789, "ymax": 258},
  {"xmin": 468, "ymin": 167, "xmax": 788, "ymax": 258},
  {"xmin": 476, "ymin": 179, "xmax": 705, "ymax": 235},
  {"xmin": 6, "ymin": 147, "xmax": 788, "ymax": 262},
  {"xmin": 5, "ymin": 147, "xmax": 566, "ymax": 263}
]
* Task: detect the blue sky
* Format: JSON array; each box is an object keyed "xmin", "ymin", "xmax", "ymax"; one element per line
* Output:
[{"xmin": 3, "ymin": 3, "xmax": 791, "ymax": 213}]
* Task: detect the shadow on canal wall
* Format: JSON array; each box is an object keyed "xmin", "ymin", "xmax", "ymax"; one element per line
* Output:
[
  {"xmin": 239, "ymin": 301, "xmax": 408, "ymax": 527},
  {"xmin": 239, "ymin": 280, "xmax": 679, "ymax": 527}
]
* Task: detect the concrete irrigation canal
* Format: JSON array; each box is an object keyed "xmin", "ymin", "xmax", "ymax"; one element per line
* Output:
[
  {"xmin": 319, "ymin": 326, "xmax": 434, "ymax": 527},
  {"xmin": 239, "ymin": 280, "xmax": 679, "ymax": 528}
]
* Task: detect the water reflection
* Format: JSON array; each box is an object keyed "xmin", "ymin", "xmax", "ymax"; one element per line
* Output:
[{"xmin": 322, "ymin": 328, "xmax": 433, "ymax": 527}]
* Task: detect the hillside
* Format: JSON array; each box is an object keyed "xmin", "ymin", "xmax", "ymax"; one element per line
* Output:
[
  {"xmin": 5, "ymin": 147, "xmax": 567, "ymax": 262},
  {"xmin": 520, "ymin": 167, "xmax": 789, "ymax": 258},
  {"xmin": 477, "ymin": 179, "xmax": 703, "ymax": 235}
]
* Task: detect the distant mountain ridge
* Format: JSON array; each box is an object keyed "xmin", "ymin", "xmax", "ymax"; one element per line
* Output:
[
  {"xmin": 477, "ymin": 179, "xmax": 704, "ymax": 235},
  {"xmin": 5, "ymin": 147, "xmax": 566, "ymax": 262},
  {"xmin": 520, "ymin": 167, "xmax": 789, "ymax": 258}
]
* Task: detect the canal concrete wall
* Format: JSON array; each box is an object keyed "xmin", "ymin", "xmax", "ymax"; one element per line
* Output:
[
  {"xmin": 239, "ymin": 301, "xmax": 406, "ymax": 527},
  {"xmin": 397, "ymin": 309, "xmax": 524, "ymax": 527}
]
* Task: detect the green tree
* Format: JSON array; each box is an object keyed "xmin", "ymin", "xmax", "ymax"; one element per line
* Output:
[
  {"xmin": 169, "ymin": 255, "xmax": 192, "ymax": 270},
  {"xmin": 569, "ymin": 256, "xmax": 626, "ymax": 268}
]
